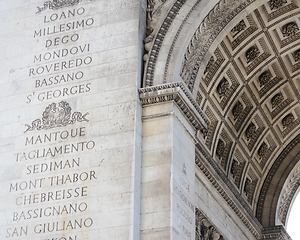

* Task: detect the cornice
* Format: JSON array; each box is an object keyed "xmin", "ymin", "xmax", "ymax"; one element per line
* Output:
[
  {"xmin": 139, "ymin": 82, "xmax": 210, "ymax": 130},
  {"xmin": 261, "ymin": 226, "xmax": 291, "ymax": 240}
]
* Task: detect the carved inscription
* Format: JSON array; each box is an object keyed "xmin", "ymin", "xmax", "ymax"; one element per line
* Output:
[
  {"xmin": 27, "ymin": 6, "xmax": 94, "ymax": 104},
  {"xmin": 6, "ymin": 4, "xmax": 98, "ymax": 239}
]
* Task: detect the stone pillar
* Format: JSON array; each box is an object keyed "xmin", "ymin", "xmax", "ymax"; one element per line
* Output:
[{"xmin": 139, "ymin": 83, "xmax": 209, "ymax": 239}]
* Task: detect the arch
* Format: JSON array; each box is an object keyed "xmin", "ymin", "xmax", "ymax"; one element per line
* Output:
[
  {"xmin": 257, "ymin": 134, "xmax": 300, "ymax": 227},
  {"xmin": 143, "ymin": 0, "xmax": 300, "ymax": 233},
  {"xmin": 276, "ymin": 159, "xmax": 300, "ymax": 227}
]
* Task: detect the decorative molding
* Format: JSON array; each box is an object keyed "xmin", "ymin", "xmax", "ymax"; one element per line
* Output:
[
  {"xmin": 259, "ymin": 76, "xmax": 283, "ymax": 98},
  {"xmin": 282, "ymin": 116, "xmax": 300, "ymax": 138},
  {"xmin": 180, "ymin": 0, "xmax": 256, "ymax": 91},
  {"xmin": 204, "ymin": 56, "xmax": 215, "ymax": 75},
  {"xmin": 195, "ymin": 147, "xmax": 262, "ymax": 238},
  {"xmin": 24, "ymin": 101, "xmax": 89, "ymax": 133},
  {"xmin": 204, "ymin": 106, "xmax": 218, "ymax": 150},
  {"xmin": 262, "ymin": 1, "xmax": 297, "ymax": 22},
  {"xmin": 260, "ymin": 225, "xmax": 291, "ymax": 240},
  {"xmin": 256, "ymin": 133, "xmax": 300, "ymax": 223},
  {"xmin": 163, "ymin": 0, "xmax": 202, "ymax": 83},
  {"xmin": 229, "ymin": 16, "xmax": 258, "ymax": 50},
  {"xmin": 270, "ymin": 98, "xmax": 293, "ymax": 119},
  {"xmin": 36, "ymin": 0, "xmax": 82, "ymax": 13},
  {"xmin": 278, "ymin": 165, "xmax": 300, "ymax": 225},
  {"xmin": 233, "ymin": 149, "xmax": 246, "ymax": 187},
  {"xmin": 145, "ymin": 0, "xmax": 186, "ymax": 87},
  {"xmin": 218, "ymin": 129, "xmax": 233, "ymax": 171},
  {"xmin": 139, "ymin": 82, "xmax": 210, "ymax": 130},
  {"xmin": 203, "ymin": 48, "xmax": 226, "ymax": 87}
]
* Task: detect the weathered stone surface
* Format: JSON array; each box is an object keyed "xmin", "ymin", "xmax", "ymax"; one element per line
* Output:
[{"xmin": 0, "ymin": 0, "xmax": 144, "ymax": 239}]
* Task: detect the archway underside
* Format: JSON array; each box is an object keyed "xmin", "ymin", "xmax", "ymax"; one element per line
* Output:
[
  {"xmin": 144, "ymin": 0, "xmax": 300, "ymax": 232},
  {"xmin": 179, "ymin": 0, "xmax": 300, "ymax": 227}
]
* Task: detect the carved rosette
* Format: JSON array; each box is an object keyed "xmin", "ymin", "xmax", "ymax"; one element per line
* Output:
[
  {"xmin": 230, "ymin": 159, "xmax": 239, "ymax": 178},
  {"xmin": 245, "ymin": 122, "xmax": 256, "ymax": 141},
  {"xmin": 217, "ymin": 78, "xmax": 230, "ymax": 98},
  {"xmin": 293, "ymin": 49, "xmax": 300, "ymax": 62},
  {"xmin": 269, "ymin": 0, "xmax": 288, "ymax": 10},
  {"xmin": 282, "ymin": 113, "xmax": 295, "ymax": 128},
  {"xmin": 244, "ymin": 178, "xmax": 252, "ymax": 196},
  {"xmin": 36, "ymin": 0, "xmax": 82, "ymax": 13},
  {"xmin": 282, "ymin": 22, "xmax": 299, "ymax": 37},
  {"xmin": 245, "ymin": 45, "xmax": 260, "ymax": 63},
  {"xmin": 271, "ymin": 93, "xmax": 284, "ymax": 108},
  {"xmin": 258, "ymin": 70, "xmax": 272, "ymax": 87},
  {"xmin": 258, "ymin": 142, "xmax": 268, "ymax": 160},
  {"xmin": 231, "ymin": 20, "xmax": 247, "ymax": 36},
  {"xmin": 232, "ymin": 101, "xmax": 244, "ymax": 121},
  {"xmin": 216, "ymin": 139, "xmax": 225, "ymax": 159}
]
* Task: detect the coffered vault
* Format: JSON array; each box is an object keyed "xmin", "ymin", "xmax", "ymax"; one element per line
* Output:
[{"xmin": 142, "ymin": 0, "xmax": 300, "ymax": 238}]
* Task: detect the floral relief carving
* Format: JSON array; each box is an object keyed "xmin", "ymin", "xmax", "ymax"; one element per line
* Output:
[
  {"xmin": 258, "ymin": 70, "xmax": 272, "ymax": 87},
  {"xmin": 216, "ymin": 139, "xmax": 225, "ymax": 159},
  {"xmin": 245, "ymin": 122, "xmax": 256, "ymax": 141},
  {"xmin": 230, "ymin": 159, "xmax": 239, "ymax": 178},
  {"xmin": 271, "ymin": 93, "xmax": 284, "ymax": 108},
  {"xmin": 293, "ymin": 49, "xmax": 300, "ymax": 62},
  {"xmin": 244, "ymin": 178, "xmax": 252, "ymax": 196},
  {"xmin": 231, "ymin": 20, "xmax": 247, "ymax": 36},
  {"xmin": 232, "ymin": 101, "xmax": 244, "ymax": 121},
  {"xmin": 245, "ymin": 45, "xmax": 260, "ymax": 63},
  {"xmin": 36, "ymin": 0, "xmax": 82, "ymax": 13},
  {"xmin": 217, "ymin": 78, "xmax": 230, "ymax": 98},
  {"xmin": 282, "ymin": 113, "xmax": 295, "ymax": 128},
  {"xmin": 258, "ymin": 142, "xmax": 268, "ymax": 160},
  {"xmin": 269, "ymin": 0, "xmax": 288, "ymax": 10},
  {"xmin": 25, "ymin": 101, "xmax": 89, "ymax": 133},
  {"xmin": 282, "ymin": 22, "xmax": 299, "ymax": 37}
]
